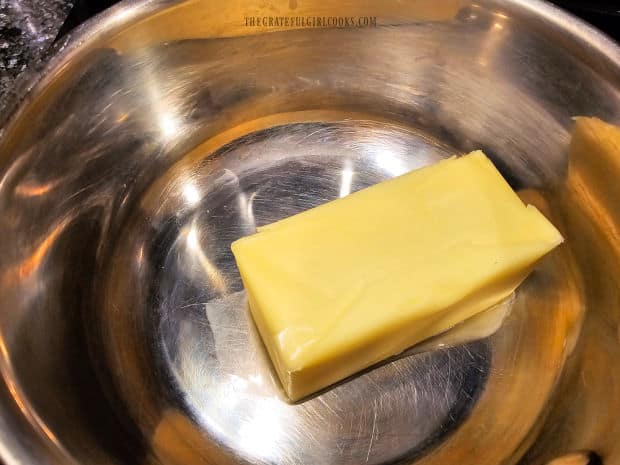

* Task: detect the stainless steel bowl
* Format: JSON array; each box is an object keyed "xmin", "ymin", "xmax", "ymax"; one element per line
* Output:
[{"xmin": 1, "ymin": 1, "xmax": 619, "ymax": 464}]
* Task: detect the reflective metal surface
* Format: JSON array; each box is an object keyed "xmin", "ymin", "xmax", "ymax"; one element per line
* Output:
[{"xmin": 0, "ymin": 1, "xmax": 619, "ymax": 465}]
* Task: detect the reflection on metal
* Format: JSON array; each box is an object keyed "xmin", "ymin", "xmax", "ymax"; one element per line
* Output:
[
  {"xmin": 184, "ymin": 223, "xmax": 228, "ymax": 296},
  {"xmin": 182, "ymin": 182, "xmax": 201, "ymax": 207},
  {"xmin": 339, "ymin": 164, "xmax": 354, "ymax": 198},
  {"xmin": 545, "ymin": 451, "xmax": 603, "ymax": 465}
]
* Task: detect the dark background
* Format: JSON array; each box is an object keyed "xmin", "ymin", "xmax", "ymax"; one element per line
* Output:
[{"xmin": 549, "ymin": 0, "xmax": 619, "ymax": 41}]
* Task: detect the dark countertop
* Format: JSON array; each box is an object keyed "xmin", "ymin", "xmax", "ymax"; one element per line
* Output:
[{"xmin": 0, "ymin": 0, "xmax": 73, "ymax": 104}]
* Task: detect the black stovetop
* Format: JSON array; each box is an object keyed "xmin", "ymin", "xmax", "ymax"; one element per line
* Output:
[{"xmin": 551, "ymin": 0, "xmax": 619, "ymax": 41}]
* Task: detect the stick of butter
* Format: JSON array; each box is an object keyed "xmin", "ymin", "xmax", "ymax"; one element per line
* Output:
[{"xmin": 231, "ymin": 151, "xmax": 563, "ymax": 401}]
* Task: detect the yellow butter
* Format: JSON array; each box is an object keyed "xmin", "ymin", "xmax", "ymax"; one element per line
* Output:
[{"xmin": 231, "ymin": 151, "xmax": 563, "ymax": 401}]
